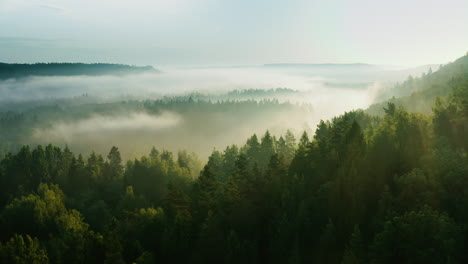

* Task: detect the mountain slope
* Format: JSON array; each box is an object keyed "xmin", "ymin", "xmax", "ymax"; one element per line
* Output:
[{"xmin": 367, "ymin": 53, "xmax": 468, "ymax": 115}]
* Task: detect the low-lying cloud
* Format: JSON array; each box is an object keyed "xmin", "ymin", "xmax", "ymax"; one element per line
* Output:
[
  {"xmin": 1, "ymin": 65, "xmax": 434, "ymax": 159},
  {"xmin": 0, "ymin": 66, "xmax": 381, "ymax": 108},
  {"xmin": 33, "ymin": 112, "xmax": 181, "ymax": 142},
  {"xmin": 0, "ymin": 64, "xmax": 432, "ymax": 107}
]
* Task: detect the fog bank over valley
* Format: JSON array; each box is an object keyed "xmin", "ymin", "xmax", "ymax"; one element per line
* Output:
[{"xmin": 0, "ymin": 63, "xmax": 437, "ymax": 159}]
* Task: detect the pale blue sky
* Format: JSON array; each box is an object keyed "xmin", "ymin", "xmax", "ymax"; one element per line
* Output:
[{"xmin": 0, "ymin": 0, "xmax": 467, "ymax": 66}]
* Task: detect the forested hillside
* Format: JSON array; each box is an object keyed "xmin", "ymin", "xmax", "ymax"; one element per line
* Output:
[
  {"xmin": 0, "ymin": 54, "xmax": 467, "ymax": 263},
  {"xmin": 0, "ymin": 63, "xmax": 158, "ymax": 79},
  {"xmin": 368, "ymin": 53, "xmax": 468, "ymax": 115}
]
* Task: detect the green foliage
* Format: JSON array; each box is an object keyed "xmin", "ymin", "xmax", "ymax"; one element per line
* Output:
[
  {"xmin": 0, "ymin": 54, "xmax": 467, "ymax": 263},
  {"xmin": 371, "ymin": 207, "xmax": 462, "ymax": 264},
  {"xmin": 341, "ymin": 226, "xmax": 365, "ymax": 264},
  {"xmin": 368, "ymin": 54, "xmax": 468, "ymax": 115},
  {"xmin": 0, "ymin": 234, "xmax": 49, "ymax": 264}
]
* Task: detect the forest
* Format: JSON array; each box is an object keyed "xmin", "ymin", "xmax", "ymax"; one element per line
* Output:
[
  {"xmin": 367, "ymin": 54, "xmax": 468, "ymax": 115},
  {"xmin": 0, "ymin": 53, "xmax": 466, "ymax": 263}
]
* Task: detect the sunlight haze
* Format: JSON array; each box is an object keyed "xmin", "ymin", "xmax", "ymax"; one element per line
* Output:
[{"xmin": 1, "ymin": 0, "xmax": 467, "ymax": 66}]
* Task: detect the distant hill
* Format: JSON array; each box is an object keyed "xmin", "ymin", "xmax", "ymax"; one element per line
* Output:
[
  {"xmin": 264, "ymin": 63, "xmax": 378, "ymax": 69},
  {"xmin": 0, "ymin": 62, "xmax": 159, "ymax": 79},
  {"xmin": 367, "ymin": 54, "xmax": 468, "ymax": 115}
]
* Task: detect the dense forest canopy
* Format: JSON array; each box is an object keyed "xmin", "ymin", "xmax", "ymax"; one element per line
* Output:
[
  {"xmin": 0, "ymin": 63, "xmax": 158, "ymax": 79},
  {"xmin": 0, "ymin": 53, "xmax": 467, "ymax": 263}
]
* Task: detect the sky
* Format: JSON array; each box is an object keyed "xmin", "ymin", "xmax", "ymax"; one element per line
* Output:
[{"xmin": 0, "ymin": 0, "xmax": 467, "ymax": 67}]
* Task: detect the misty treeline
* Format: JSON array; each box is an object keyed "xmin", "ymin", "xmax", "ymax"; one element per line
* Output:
[
  {"xmin": 0, "ymin": 98, "xmax": 311, "ymax": 159},
  {"xmin": 0, "ymin": 88, "xmax": 301, "ymax": 113},
  {"xmin": 0, "ymin": 63, "xmax": 157, "ymax": 79},
  {"xmin": 182, "ymin": 88, "xmax": 300, "ymax": 102},
  {"xmin": 368, "ymin": 54, "xmax": 468, "ymax": 114},
  {"xmin": 0, "ymin": 60, "xmax": 467, "ymax": 264}
]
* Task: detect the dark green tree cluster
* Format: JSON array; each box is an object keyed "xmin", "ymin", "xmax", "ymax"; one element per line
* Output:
[
  {"xmin": 0, "ymin": 62, "xmax": 157, "ymax": 79},
  {"xmin": 0, "ymin": 145, "xmax": 201, "ymax": 263}
]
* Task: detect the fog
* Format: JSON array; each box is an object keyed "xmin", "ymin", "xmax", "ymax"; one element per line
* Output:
[
  {"xmin": 27, "ymin": 106, "xmax": 313, "ymax": 160},
  {"xmin": 0, "ymin": 64, "xmax": 421, "ymax": 103},
  {"xmin": 0, "ymin": 67, "xmax": 366, "ymax": 101},
  {"xmin": 33, "ymin": 112, "xmax": 181, "ymax": 140},
  {"xmin": 0, "ymin": 65, "xmax": 433, "ymax": 159}
]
